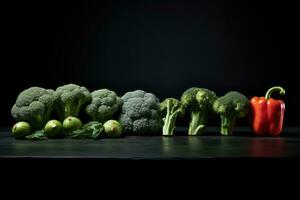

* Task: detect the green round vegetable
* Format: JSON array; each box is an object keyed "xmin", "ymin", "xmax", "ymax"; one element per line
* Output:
[
  {"xmin": 44, "ymin": 120, "xmax": 63, "ymax": 138},
  {"xmin": 103, "ymin": 120, "xmax": 122, "ymax": 137},
  {"xmin": 63, "ymin": 116, "xmax": 83, "ymax": 135},
  {"xmin": 11, "ymin": 122, "xmax": 31, "ymax": 139}
]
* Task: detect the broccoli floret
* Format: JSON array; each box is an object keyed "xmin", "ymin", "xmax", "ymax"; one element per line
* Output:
[
  {"xmin": 213, "ymin": 91, "xmax": 249, "ymax": 136},
  {"xmin": 54, "ymin": 83, "xmax": 91, "ymax": 121},
  {"xmin": 85, "ymin": 89, "xmax": 123, "ymax": 123},
  {"xmin": 118, "ymin": 90, "xmax": 162, "ymax": 135},
  {"xmin": 11, "ymin": 87, "xmax": 57, "ymax": 130},
  {"xmin": 160, "ymin": 98, "xmax": 184, "ymax": 136},
  {"xmin": 181, "ymin": 87, "xmax": 217, "ymax": 135}
]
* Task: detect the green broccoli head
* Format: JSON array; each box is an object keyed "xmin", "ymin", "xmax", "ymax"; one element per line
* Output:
[
  {"xmin": 213, "ymin": 91, "xmax": 249, "ymax": 135},
  {"xmin": 180, "ymin": 87, "xmax": 201, "ymax": 110},
  {"xmin": 118, "ymin": 90, "xmax": 162, "ymax": 135},
  {"xmin": 161, "ymin": 98, "xmax": 184, "ymax": 117},
  {"xmin": 181, "ymin": 87, "xmax": 217, "ymax": 135},
  {"xmin": 160, "ymin": 98, "xmax": 185, "ymax": 136},
  {"xmin": 85, "ymin": 89, "xmax": 123, "ymax": 123},
  {"xmin": 11, "ymin": 87, "xmax": 57, "ymax": 130},
  {"xmin": 54, "ymin": 83, "xmax": 91, "ymax": 120}
]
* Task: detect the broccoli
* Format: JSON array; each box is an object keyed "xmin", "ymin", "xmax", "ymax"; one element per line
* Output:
[
  {"xmin": 118, "ymin": 90, "xmax": 162, "ymax": 135},
  {"xmin": 85, "ymin": 89, "xmax": 123, "ymax": 123},
  {"xmin": 181, "ymin": 87, "xmax": 217, "ymax": 135},
  {"xmin": 213, "ymin": 91, "xmax": 249, "ymax": 136},
  {"xmin": 54, "ymin": 83, "xmax": 91, "ymax": 121},
  {"xmin": 11, "ymin": 87, "xmax": 57, "ymax": 130},
  {"xmin": 160, "ymin": 98, "xmax": 185, "ymax": 136}
]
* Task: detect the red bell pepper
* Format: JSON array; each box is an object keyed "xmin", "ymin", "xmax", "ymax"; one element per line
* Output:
[{"xmin": 250, "ymin": 86, "xmax": 285, "ymax": 136}]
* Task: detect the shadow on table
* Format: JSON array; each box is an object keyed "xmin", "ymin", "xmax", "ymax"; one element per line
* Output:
[{"xmin": 174, "ymin": 127, "xmax": 300, "ymax": 137}]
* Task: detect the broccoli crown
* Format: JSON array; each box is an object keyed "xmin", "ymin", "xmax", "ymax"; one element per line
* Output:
[
  {"xmin": 213, "ymin": 91, "xmax": 249, "ymax": 117},
  {"xmin": 118, "ymin": 90, "xmax": 162, "ymax": 135},
  {"xmin": 85, "ymin": 89, "xmax": 123, "ymax": 123},
  {"xmin": 11, "ymin": 87, "xmax": 57, "ymax": 130},
  {"xmin": 181, "ymin": 87, "xmax": 217, "ymax": 111},
  {"xmin": 54, "ymin": 83, "xmax": 91, "ymax": 120},
  {"xmin": 180, "ymin": 87, "xmax": 200, "ymax": 110},
  {"xmin": 160, "ymin": 98, "xmax": 184, "ymax": 118}
]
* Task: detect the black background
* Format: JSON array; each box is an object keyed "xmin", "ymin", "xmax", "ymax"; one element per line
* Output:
[{"xmin": 2, "ymin": 0, "xmax": 298, "ymax": 127}]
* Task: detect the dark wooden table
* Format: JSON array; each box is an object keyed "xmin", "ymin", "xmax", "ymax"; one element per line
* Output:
[{"xmin": 1, "ymin": 127, "xmax": 300, "ymax": 159}]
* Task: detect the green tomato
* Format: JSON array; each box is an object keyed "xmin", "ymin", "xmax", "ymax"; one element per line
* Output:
[
  {"xmin": 103, "ymin": 120, "xmax": 122, "ymax": 138},
  {"xmin": 44, "ymin": 120, "xmax": 63, "ymax": 138},
  {"xmin": 11, "ymin": 122, "xmax": 31, "ymax": 139},
  {"xmin": 63, "ymin": 116, "xmax": 82, "ymax": 135}
]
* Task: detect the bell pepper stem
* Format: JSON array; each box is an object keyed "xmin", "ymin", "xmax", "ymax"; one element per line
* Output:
[{"xmin": 265, "ymin": 86, "xmax": 285, "ymax": 99}]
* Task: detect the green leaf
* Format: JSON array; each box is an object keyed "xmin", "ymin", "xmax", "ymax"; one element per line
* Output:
[
  {"xmin": 25, "ymin": 130, "xmax": 47, "ymax": 140},
  {"xmin": 71, "ymin": 121, "xmax": 104, "ymax": 139}
]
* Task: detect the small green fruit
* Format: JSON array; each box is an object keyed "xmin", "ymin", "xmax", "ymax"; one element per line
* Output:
[
  {"xmin": 44, "ymin": 120, "xmax": 63, "ymax": 138},
  {"xmin": 11, "ymin": 122, "xmax": 31, "ymax": 139},
  {"xmin": 63, "ymin": 116, "xmax": 83, "ymax": 135},
  {"xmin": 103, "ymin": 120, "xmax": 122, "ymax": 137}
]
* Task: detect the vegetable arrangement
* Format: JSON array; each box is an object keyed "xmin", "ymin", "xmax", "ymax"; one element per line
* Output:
[{"xmin": 10, "ymin": 84, "xmax": 286, "ymax": 140}]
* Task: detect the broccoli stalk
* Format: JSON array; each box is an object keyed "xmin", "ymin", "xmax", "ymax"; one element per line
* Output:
[
  {"xmin": 181, "ymin": 88, "xmax": 217, "ymax": 135},
  {"xmin": 161, "ymin": 98, "xmax": 184, "ymax": 136},
  {"xmin": 63, "ymin": 98, "xmax": 87, "ymax": 118},
  {"xmin": 162, "ymin": 101, "xmax": 177, "ymax": 135},
  {"xmin": 33, "ymin": 114, "xmax": 44, "ymax": 130},
  {"xmin": 188, "ymin": 110, "xmax": 206, "ymax": 135},
  {"xmin": 213, "ymin": 91, "xmax": 249, "ymax": 136},
  {"xmin": 220, "ymin": 114, "xmax": 236, "ymax": 136}
]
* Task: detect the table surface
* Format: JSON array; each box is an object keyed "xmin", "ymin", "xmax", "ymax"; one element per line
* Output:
[{"xmin": 1, "ymin": 127, "xmax": 300, "ymax": 159}]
